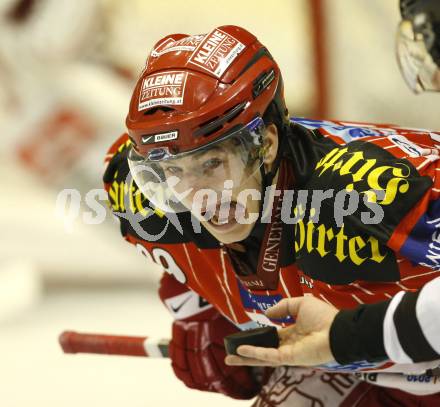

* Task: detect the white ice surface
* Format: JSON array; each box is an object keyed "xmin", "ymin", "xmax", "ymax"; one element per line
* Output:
[{"xmin": 0, "ymin": 287, "xmax": 250, "ymax": 407}]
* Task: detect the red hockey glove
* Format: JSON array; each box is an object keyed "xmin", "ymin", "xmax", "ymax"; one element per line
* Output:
[
  {"xmin": 169, "ymin": 312, "xmax": 261, "ymax": 399},
  {"xmin": 159, "ymin": 272, "xmax": 262, "ymax": 399}
]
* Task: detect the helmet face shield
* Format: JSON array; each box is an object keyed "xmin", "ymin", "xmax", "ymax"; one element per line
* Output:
[
  {"xmin": 128, "ymin": 117, "xmax": 266, "ymax": 215},
  {"xmin": 396, "ymin": 18, "xmax": 440, "ymax": 93}
]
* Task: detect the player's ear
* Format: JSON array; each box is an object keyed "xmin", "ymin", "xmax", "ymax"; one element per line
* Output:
[{"xmin": 263, "ymin": 124, "xmax": 279, "ymax": 171}]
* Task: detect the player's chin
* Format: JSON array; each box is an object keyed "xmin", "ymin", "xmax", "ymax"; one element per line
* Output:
[{"xmin": 203, "ymin": 218, "xmax": 254, "ymax": 244}]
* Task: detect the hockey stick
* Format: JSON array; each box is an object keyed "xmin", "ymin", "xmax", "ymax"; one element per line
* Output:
[{"xmin": 59, "ymin": 331, "xmax": 169, "ymax": 358}]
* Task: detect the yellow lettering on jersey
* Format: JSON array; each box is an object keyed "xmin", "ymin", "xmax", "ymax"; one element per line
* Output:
[
  {"xmin": 348, "ymin": 236, "xmax": 367, "ymax": 266},
  {"xmin": 334, "ymin": 226, "xmax": 348, "ymax": 262},
  {"xmin": 294, "ymin": 218, "xmax": 387, "ymax": 267},
  {"xmin": 316, "ymin": 224, "xmax": 333, "ymax": 257},
  {"xmin": 369, "ymin": 236, "xmax": 387, "ymax": 263},
  {"xmin": 315, "ymin": 148, "xmax": 410, "ymax": 205},
  {"xmin": 108, "ymin": 179, "xmax": 164, "ymax": 218}
]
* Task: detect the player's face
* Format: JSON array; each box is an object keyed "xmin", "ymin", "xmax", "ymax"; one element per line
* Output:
[
  {"xmin": 129, "ymin": 119, "xmax": 280, "ymax": 244},
  {"xmin": 174, "ymin": 125, "xmax": 278, "ymax": 244},
  {"xmin": 163, "ymin": 139, "xmax": 264, "ymax": 244}
]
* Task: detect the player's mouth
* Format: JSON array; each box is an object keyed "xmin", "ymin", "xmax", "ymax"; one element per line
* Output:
[{"xmin": 201, "ymin": 201, "xmax": 247, "ymax": 233}]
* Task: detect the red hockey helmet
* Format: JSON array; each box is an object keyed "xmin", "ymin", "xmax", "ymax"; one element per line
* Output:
[{"xmin": 127, "ymin": 25, "xmax": 286, "ymax": 213}]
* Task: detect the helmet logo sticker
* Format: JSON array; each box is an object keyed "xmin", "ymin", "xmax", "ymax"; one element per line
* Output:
[
  {"xmin": 139, "ymin": 71, "xmax": 188, "ymax": 111},
  {"xmin": 151, "ymin": 35, "xmax": 205, "ymax": 57},
  {"xmin": 188, "ymin": 28, "xmax": 245, "ymax": 77},
  {"xmin": 141, "ymin": 131, "xmax": 179, "ymax": 145}
]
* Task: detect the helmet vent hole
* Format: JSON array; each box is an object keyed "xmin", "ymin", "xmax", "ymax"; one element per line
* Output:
[
  {"xmin": 224, "ymin": 104, "xmax": 246, "ymax": 123},
  {"xmin": 199, "ymin": 116, "xmax": 220, "ymax": 128},
  {"xmin": 194, "ymin": 102, "xmax": 248, "ymax": 138},
  {"xmin": 143, "ymin": 106, "xmax": 175, "ymax": 116},
  {"xmin": 202, "ymin": 125, "xmax": 223, "ymax": 137},
  {"xmin": 196, "ymin": 116, "xmax": 221, "ymax": 137}
]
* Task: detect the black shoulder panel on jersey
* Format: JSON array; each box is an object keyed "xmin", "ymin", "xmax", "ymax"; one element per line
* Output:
[
  {"xmin": 319, "ymin": 140, "xmax": 433, "ymax": 242},
  {"xmin": 286, "ymin": 123, "xmax": 339, "ymax": 188},
  {"xmin": 295, "ymin": 139, "xmax": 433, "ymax": 284}
]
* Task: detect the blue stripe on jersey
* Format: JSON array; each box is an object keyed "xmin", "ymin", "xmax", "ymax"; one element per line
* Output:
[
  {"xmin": 318, "ymin": 360, "xmax": 383, "ymax": 372},
  {"xmin": 400, "ymin": 199, "xmax": 440, "ymax": 270}
]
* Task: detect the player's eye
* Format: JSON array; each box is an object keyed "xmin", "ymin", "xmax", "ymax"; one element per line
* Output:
[
  {"xmin": 164, "ymin": 166, "xmax": 183, "ymax": 175},
  {"xmin": 202, "ymin": 158, "xmax": 222, "ymax": 171}
]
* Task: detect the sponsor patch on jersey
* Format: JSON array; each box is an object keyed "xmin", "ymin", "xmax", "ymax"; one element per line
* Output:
[
  {"xmin": 138, "ymin": 71, "xmax": 188, "ymax": 111},
  {"xmin": 400, "ymin": 199, "xmax": 440, "ymax": 270},
  {"xmin": 388, "ymin": 134, "xmax": 426, "ymax": 157},
  {"xmin": 237, "ymin": 280, "xmax": 293, "ymax": 326},
  {"xmin": 188, "ymin": 29, "xmax": 245, "ymax": 77},
  {"xmin": 319, "ymin": 360, "xmax": 384, "ymax": 372},
  {"xmin": 141, "ymin": 130, "xmax": 178, "ymax": 145},
  {"xmin": 151, "ymin": 35, "xmax": 205, "ymax": 57},
  {"xmin": 294, "ymin": 118, "xmax": 394, "ymax": 142}
]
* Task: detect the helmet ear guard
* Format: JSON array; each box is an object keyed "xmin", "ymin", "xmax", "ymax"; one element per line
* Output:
[{"xmin": 265, "ymin": 76, "xmax": 290, "ymax": 128}]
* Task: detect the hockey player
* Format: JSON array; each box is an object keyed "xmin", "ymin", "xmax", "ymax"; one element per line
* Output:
[
  {"xmin": 224, "ymin": 0, "xmax": 440, "ymax": 375},
  {"xmin": 104, "ymin": 25, "xmax": 440, "ymax": 405}
]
